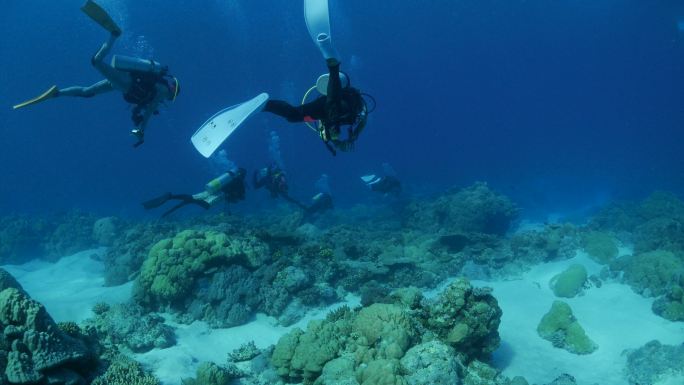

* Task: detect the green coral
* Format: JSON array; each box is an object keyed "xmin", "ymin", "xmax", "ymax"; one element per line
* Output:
[
  {"xmin": 181, "ymin": 362, "xmax": 234, "ymax": 385},
  {"xmin": 272, "ymin": 316, "xmax": 351, "ymax": 383},
  {"xmin": 581, "ymin": 231, "xmax": 618, "ymax": 263},
  {"xmin": 91, "ymin": 355, "xmax": 159, "ymax": 385},
  {"xmin": 621, "ymin": 250, "xmax": 683, "ymax": 297},
  {"xmin": 652, "ymin": 283, "xmax": 684, "ymax": 322},
  {"xmin": 353, "ymin": 304, "xmax": 416, "ymax": 362},
  {"xmin": 272, "ymin": 280, "xmax": 504, "ymax": 385},
  {"xmin": 356, "ymin": 359, "xmax": 407, "ymax": 385},
  {"xmin": 134, "ymin": 229, "xmax": 268, "ymax": 305},
  {"xmin": 537, "ymin": 301, "xmax": 597, "ymax": 355},
  {"xmin": 549, "ymin": 264, "xmax": 587, "ymax": 298}
]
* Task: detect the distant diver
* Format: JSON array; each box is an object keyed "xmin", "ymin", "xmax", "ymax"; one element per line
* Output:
[
  {"xmin": 253, "ymin": 164, "xmax": 307, "ymax": 209},
  {"xmin": 143, "ymin": 167, "xmax": 246, "ymax": 218},
  {"xmin": 12, "ymin": 0, "xmax": 180, "ymax": 148},
  {"xmin": 303, "ymin": 192, "xmax": 334, "ymax": 220},
  {"xmin": 361, "ymin": 174, "xmax": 402, "ymax": 195}
]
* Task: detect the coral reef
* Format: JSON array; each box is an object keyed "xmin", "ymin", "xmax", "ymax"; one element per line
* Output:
[
  {"xmin": 403, "ymin": 182, "xmax": 519, "ymax": 236},
  {"xmin": 181, "ymin": 361, "xmax": 244, "ymax": 385},
  {"xmin": 400, "ymin": 341, "xmax": 459, "ymax": 385},
  {"xmin": 537, "ymin": 301, "xmax": 597, "ymax": 355},
  {"xmin": 0, "ymin": 216, "xmax": 49, "ymax": 264},
  {"xmin": 508, "ymin": 224, "xmax": 579, "ymax": 263},
  {"xmin": 652, "ymin": 278, "xmax": 684, "ymax": 322},
  {"xmin": 0, "ymin": 285, "xmax": 99, "ymax": 384},
  {"xmin": 102, "ymin": 222, "xmax": 179, "ymax": 286},
  {"xmin": 617, "ymin": 250, "xmax": 683, "ymax": 297},
  {"xmin": 580, "ymin": 231, "xmax": 618, "ymax": 264},
  {"xmin": 425, "ymin": 279, "xmax": 502, "ymax": 359},
  {"xmin": 42, "ymin": 211, "xmax": 97, "ymax": 259},
  {"xmin": 83, "ymin": 302, "xmax": 175, "ymax": 353},
  {"xmin": 92, "ymin": 216, "xmax": 121, "ymax": 247},
  {"xmin": 625, "ymin": 340, "xmax": 684, "ymax": 385},
  {"xmin": 134, "ymin": 229, "xmax": 269, "ymax": 306},
  {"xmin": 91, "ymin": 355, "xmax": 159, "ymax": 385},
  {"xmin": 549, "ymin": 264, "xmax": 587, "ymax": 298},
  {"xmin": 271, "ymin": 279, "xmax": 502, "ymax": 385}
]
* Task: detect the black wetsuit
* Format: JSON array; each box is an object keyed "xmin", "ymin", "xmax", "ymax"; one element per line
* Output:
[
  {"xmin": 304, "ymin": 193, "xmax": 334, "ymax": 219},
  {"xmin": 222, "ymin": 169, "xmax": 247, "ymax": 203},
  {"xmin": 371, "ymin": 176, "xmax": 402, "ymax": 195},
  {"xmin": 263, "ymin": 61, "xmax": 364, "ymax": 153}
]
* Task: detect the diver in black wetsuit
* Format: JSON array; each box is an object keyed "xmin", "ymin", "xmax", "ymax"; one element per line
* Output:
[
  {"xmin": 263, "ymin": 59, "xmax": 370, "ymax": 156},
  {"xmin": 362, "ymin": 174, "xmax": 402, "ymax": 195},
  {"xmin": 303, "ymin": 192, "xmax": 334, "ymax": 220},
  {"xmin": 12, "ymin": 0, "xmax": 180, "ymax": 148},
  {"xmin": 143, "ymin": 168, "xmax": 246, "ymax": 217},
  {"xmin": 253, "ymin": 164, "xmax": 307, "ymax": 209}
]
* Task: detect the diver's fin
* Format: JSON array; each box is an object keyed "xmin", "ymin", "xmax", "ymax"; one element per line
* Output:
[
  {"xmin": 142, "ymin": 193, "xmax": 173, "ymax": 209},
  {"xmin": 160, "ymin": 198, "xmax": 210, "ymax": 218},
  {"xmin": 304, "ymin": 0, "xmax": 339, "ymax": 60},
  {"xmin": 81, "ymin": 0, "xmax": 122, "ymax": 36},
  {"xmin": 13, "ymin": 86, "xmax": 59, "ymax": 110},
  {"xmin": 191, "ymin": 93, "xmax": 269, "ymax": 158}
]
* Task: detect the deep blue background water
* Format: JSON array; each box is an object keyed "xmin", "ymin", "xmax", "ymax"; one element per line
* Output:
[{"xmin": 1, "ymin": 0, "xmax": 683, "ymax": 219}]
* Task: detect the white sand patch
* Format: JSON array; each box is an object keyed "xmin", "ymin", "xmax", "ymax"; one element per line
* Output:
[
  {"xmin": 2, "ymin": 249, "xmax": 132, "ymax": 323},
  {"xmin": 471, "ymin": 252, "xmax": 684, "ymax": 385},
  {"xmin": 136, "ymin": 296, "xmax": 360, "ymax": 385}
]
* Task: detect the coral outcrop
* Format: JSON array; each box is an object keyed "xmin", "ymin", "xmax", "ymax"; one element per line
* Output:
[
  {"xmin": 271, "ymin": 279, "xmax": 502, "ymax": 385},
  {"xmin": 0, "ymin": 272, "xmax": 99, "ymax": 384},
  {"xmin": 537, "ymin": 301, "xmax": 597, "ymax": 355},
  {"xmin": 549, "ymin": 264, "xmax": 587, "ymax": 298},
  {"xmin": 83, "ymin": 302, "xmax": 175, "ymax": 353},
  {"xmin": 403, "ymin": 182, "xmax": 519, "ymax": 236}
]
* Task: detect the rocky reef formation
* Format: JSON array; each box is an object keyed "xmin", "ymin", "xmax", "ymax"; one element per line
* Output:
[
  {"xmin": 83, "ymin": 302, "xmax": 175, "ymax": 353},
  {"xmin": 590, "ymin": 192, "xmax": 684, "ymax": 322},
  {"xmin": 0, "ymin": 269, "xmax": 99, "ymax": 385},
  {"xmin": 403, "ymin": 182, "xmax": 519, "ymax": 236},
  {"xmin": 90, "ymin": 355, "xmax": 159, "ymax": 385},
  {"xmin": 0, "ymin": 212, "xmax": 104, "ymax": 264},
  {"xmin": 271, "ymin": 278, "xmax": 502, "ymax": 385}
]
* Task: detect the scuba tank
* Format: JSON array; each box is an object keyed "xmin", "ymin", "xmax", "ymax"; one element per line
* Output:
[
  {"xmin": 205, "ymin": 172, "xmax": 235, "ymax": 194},
  {"xmin": 111, "ymin": 55, "xmax": 167, "ymax": 75}
]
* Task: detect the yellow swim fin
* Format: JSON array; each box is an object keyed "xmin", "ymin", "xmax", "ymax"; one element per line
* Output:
[
  {"xmin": 13, "ymin": 86, "xmax": 59, "ymax": 110},
  {"xmin": 81, "ymin": 0, "xmax": 121, "ymax": 36}
]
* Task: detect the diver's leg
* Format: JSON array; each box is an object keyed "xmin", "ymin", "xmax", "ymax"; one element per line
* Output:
[
  {"xmin": 91, "ymin": 34, "xmax": 131, "ymax": 92},
  {"xmin": 58, "ymin": 79, "xmax": 114, "ymax": 98},
  {"xmin": 263, "ymin": 100, "xmax": 306, "ymax": 122},
  {"xmin": 263, "ymin": 98, "xmax": 327, "ymax": 122}
]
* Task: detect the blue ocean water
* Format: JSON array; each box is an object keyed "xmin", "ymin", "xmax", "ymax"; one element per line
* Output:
[{"xmin": 1, "ymin": 0, "xmax": 683, "ymax": 217}]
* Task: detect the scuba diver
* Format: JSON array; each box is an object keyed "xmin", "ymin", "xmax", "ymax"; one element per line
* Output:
[
  {"xmin": 143, "ymin": 167, "xmax": 246, "ymax": 218},
  {"xmin": 262, "ymin": 58, "xmax": 372, "ymax": 156},
  {"xmin": 303, "ymin": 192, "xmax": 334, "ymax": 220},
  {"xmin": 361, "ymin": 174, "xmax": 402, "ymax": 195},
  {"xmin": 254, "ymin": 164, "xmax": 307, "ymax": 209},
  {"xmin": 12, "ymin": 0, "xmax": 180, "ymax": 148}
]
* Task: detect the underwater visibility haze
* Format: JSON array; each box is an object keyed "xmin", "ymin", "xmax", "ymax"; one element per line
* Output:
[{"xmin": 0, "ymin": 1, "xmax": 684, "ymax": 385}]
